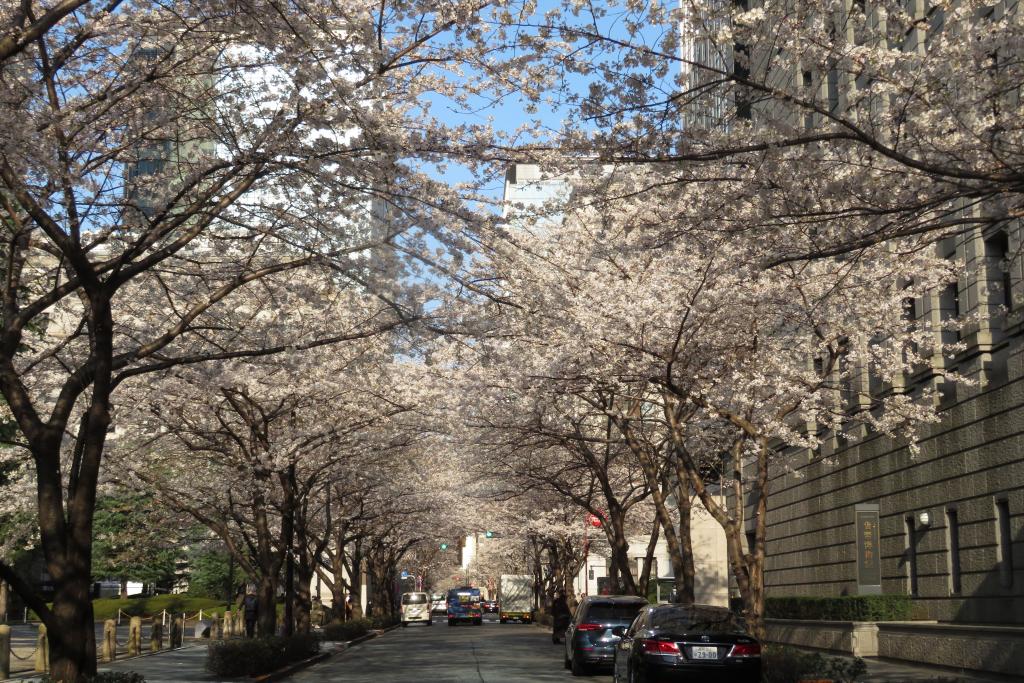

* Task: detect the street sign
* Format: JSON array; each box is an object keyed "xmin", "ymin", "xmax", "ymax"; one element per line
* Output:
[{"xmin": 400, "ymin": 570, "xmax": 409, "ymax": 580}]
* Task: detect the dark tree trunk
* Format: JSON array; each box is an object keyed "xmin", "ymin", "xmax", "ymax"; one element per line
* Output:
[
  {"xmin": 294, "ymin": 554, "xmax": 313, "ymax": 634},
  {"xmin": 674, "ymin": 483, "xmax": 696, "ymax": 603},
  {"xmin": 637, "ymin": 516, "xmax": 660, "ymax": 597},
  {"xmin": 257, "ymin": 574, "xmax": 277, "ymax": 637}
]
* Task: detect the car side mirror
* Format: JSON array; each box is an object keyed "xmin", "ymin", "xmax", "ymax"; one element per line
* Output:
[{"xmin": 611, "ymin": 626, "xmax": 627, "ymax": 637}]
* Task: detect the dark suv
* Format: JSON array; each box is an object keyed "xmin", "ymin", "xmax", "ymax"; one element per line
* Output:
[{"xmin": 564, "ymin": 595, "xmax": 648, "ymax": 676}]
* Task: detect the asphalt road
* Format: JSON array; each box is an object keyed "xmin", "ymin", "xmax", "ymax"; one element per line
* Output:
[{"xmin": 291, "ymin": 613, "xmax": 611, "ymax": 683}]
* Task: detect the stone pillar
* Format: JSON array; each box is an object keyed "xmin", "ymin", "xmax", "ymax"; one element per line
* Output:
[
  {"xmin": 33, "ymin": 623, "xmax": 48, "ymax": 672},
  {"xmin": 0, "ymin": 624, "xmax": 10, "ymax": 679},
  {"xmin": 150, "ymin": 615, "xmax": 163, "ymax": 652},
  {"xmin": 224, "ymin": 609, "xmax": 234, "ymax": 637},
  {"xmin": 128, "ymin": 616, "xmax": 142, "ymax": 656},
  {"xmin": 211, "ymin": 616, "xmax": 221, "ymax": 640},
  {"xmin": 233, "ymin": 610, "xmax": 243, "ymax": 635},
  {"xmin": 170, "ymin": 616, "xmax": 183, "ymax": 648},
  {"xmin": 102, "ymin": 619, "xmax": 117, "ymax": 662}
]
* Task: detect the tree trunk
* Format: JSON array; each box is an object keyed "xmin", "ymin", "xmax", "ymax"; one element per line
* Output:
[
  {"xmin": 48, "ymin": 567, "xmax": 98, "ymax": 682},
  {"xmin": 606, "ymin": 513, "xmax": 638, "ymax": 595},
  {"xmin": 673, "ymin": 482, "xmax": 695, "ymax": 603},
  {"xmin": 637, "ymin": 516, "xmax": 660, "ymax": 597},
  {"xmin": 257, "ymin": 574, "xmax": 277, "ymax": 637},
  {"xmin": 294, "ymin": 555, "xmax": 313, "ymax": 635},
  {"xmin": 119, "ymin": 577, "xmax": 129, "ymax": 599}
]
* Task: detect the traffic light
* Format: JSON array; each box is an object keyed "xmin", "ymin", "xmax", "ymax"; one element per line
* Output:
[
  {"xmin": 484, "ymin": 531, "xmax": 494, "ymax": 538},
  {"xmin": 440, "ymin": 542, "xmax": 449, "ymax": 550}
]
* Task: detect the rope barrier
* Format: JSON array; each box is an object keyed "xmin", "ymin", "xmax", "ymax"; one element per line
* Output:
[{"xmin": 9, "ymin": 645, "xmax": 38, "ymax": 661}]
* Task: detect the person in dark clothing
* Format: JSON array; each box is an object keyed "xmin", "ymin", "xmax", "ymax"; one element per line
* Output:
[
  {"xmin": 551, "ymin": 592, "xmax": 571, "ymax": 644},
  {"xmin": 241, "ymin": 585, "xmax": 258, "ymax": 638}
]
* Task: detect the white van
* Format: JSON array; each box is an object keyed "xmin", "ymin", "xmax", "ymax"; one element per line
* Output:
[{"xmin": 401, "ymin": 592, "xmax": 432, "ymax": 626}]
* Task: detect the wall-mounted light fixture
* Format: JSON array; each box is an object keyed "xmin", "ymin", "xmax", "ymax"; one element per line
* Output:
[{"xmin": 918, "ymin": 511, "xmax": 932, "ymax": 527}]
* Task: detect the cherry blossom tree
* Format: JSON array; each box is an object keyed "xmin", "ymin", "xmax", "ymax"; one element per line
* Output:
[
  {"xmin": 469, "ymin": 161, "xmax": 963, "ymax": 636},
  {"xmin": 0, "ymin": 0, "xmax": 549, "ymax": 677}
]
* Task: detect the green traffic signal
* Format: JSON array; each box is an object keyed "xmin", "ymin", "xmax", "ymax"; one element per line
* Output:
[
  {"xmin": 440, "ymin": 542, "xmax": 448, "ymax": 550},
  {"xmin": 484, "ymin": 531, "xmax": 494, "ymax": 538}
]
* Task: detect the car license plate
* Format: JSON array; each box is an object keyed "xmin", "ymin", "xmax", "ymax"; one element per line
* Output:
[{"xmin": 691, "ymin": 646, "xmax": 718, "ymax": 660}]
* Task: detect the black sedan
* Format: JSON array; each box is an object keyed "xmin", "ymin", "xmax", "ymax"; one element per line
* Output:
[
  {"xmin": 565, "ymin": 595, "xmax": 648, "ymax": 675},
  {"xmin": 612, "ymin": 603, "xmax": 761, "ymax": 683}
]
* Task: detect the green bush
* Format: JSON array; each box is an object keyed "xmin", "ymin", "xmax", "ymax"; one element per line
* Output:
[
  {"xmin": 205, "ymin": 634, "xmax": 319, "ymax": 677},
  {"xmin": 762, "ymin": 645, "xmax": 867, "ymax": 683},
  {"xmin": 321, "ymin": 618, "xmax": 372, "ymax": 641},
  {"xmin": 765, "ymin": 594, "xmax": 912, "ymax": 621}
]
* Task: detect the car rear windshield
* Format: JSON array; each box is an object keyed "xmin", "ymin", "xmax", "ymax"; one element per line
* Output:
[
  {"xmin": 402, "ymin": 594, "xmax": 428, "ymax": 604},
  {"xmin": 585, "ymin": 602, "xmax": 646, "ymax": 623},
  {"xmin": 651, "ymin": 607, "xmax": 743, "ymax": 632}
]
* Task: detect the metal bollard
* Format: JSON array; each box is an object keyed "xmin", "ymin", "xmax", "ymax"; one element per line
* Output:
[
  {"xmin": 34, "ymin": 623, "xmax": 48, "ymax": 672},
  {"xmin": 150, "ymin": 615, "xmax": 163, "ymax": 652},
  {"xmin": 223, "ymin": 609, "xmax": 233, "ymax": 637},
  {"xmin": 103, "ymin": 619, "xmax": 117, "ymax": 662},
  {"xmin": 0, "ymin": 624, "xmax": 11, "ymax": 679},
  {"xmin": 128, "ymin": 616, "xmax": 142, "ymax": 656},
  {"xmin": 170, "ymin": 615, "xmax": 183, "ymax": 648}
]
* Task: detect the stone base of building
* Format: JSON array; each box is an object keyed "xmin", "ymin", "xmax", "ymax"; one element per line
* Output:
[{"xmin": 767, "ymin": 619, "xmax": 1024, "ymax": 678}]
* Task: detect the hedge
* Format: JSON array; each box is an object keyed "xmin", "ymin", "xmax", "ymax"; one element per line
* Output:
[
  {"xmin": 765, "ymin": 595, "xmax": 913, "ymax": 621},
  {"xmin": 205, "ymin": 634, "xmax": 319, "ymax": 677},
  {"xmin": 91, "ymin": 595, "xmax": 227, "ymax": 621},
  {"xmin": 41, "ymin": 674, "xmax": 145, "ymax": 683},
  {"xmin": 762, "ymin": 645, "xmax": 867, "ymax": 683},
  {"xmin": 321, "ymin": 618, "xmax": 372, "ymax": 641}
]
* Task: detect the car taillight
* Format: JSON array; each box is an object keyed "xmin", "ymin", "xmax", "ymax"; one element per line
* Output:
[
  {"xmin": 639, "ymin": 639, "xmax": 680, "ymax": 654},
  {"xmin": 728, "ymin": 643, "xmax": 761, "ymax": 658},
  {"xmin": 576, "ymin": 623, "xmax": 604, "ymax": 631}
]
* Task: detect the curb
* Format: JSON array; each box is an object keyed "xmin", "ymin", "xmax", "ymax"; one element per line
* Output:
[{"xmin": 253, "ymin": 649, "xmax": 334, "ymax": 683}]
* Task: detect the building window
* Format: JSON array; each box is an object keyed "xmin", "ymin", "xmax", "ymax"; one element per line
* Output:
[
  {"xmin": 906, "ymin": 516, "xmax": 919, "ymax": 596},
  {"xmin": 946, "ymin": 508, "xmax": 961, "ymax": 594},
  {"xmin": 996, "ymin": 498, "xmax": 1014, "ymax": 588},
  {"xmin": 984, "ymin": 229, "xmax": 1013, "ymax": 312},
  {"xmin": 940, "ymin": 281, "xmax": 961, "ymax": 344}
]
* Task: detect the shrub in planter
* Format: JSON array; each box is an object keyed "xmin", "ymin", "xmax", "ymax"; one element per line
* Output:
[
  {"xmin": 41, "ymin": 675, "xmax": 146, "ymax": 683},
  {"xmin": 206, "ymin": 634, "xmax": 320, "ymax": 677},
  {"xmin": 370, "ymin": 614, "xmax": 398, "ymax": 629},
  {"xmin": 321, "ymin": 618, "xmax": 371, "ymax": 641},
  {"xmin": 765, "ymin": 595, "xmax": 912, "ymax": 621},
  {"xmin": 762, "ymin": 645, "xmax": 867, "ymax": 683}
]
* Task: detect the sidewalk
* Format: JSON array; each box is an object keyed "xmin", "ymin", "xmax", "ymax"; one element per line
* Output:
[
  {"xmin": 860, "ymin": 657, "xmax": 1021, "ymax": 683},
  {"xmin": 8, "ymin": 641, "xmax": 347, "ymax": 683}
]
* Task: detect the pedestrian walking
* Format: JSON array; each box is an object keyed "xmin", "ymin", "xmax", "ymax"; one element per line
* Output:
[
  {"xmin": 241, "ymin": 585, "xmax": 258, "ymax": 638},
  {"xmin": 551, "ymin": 591, "xmax": 571, "ymax": 644}
]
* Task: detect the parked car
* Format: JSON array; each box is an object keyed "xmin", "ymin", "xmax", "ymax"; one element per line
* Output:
[
  {"xmin": 400, "ymin": 591, "xmax": 432, "ymax": 626},
  {"xmin": 430, "ymin": 593, "xmax": 447, "ymax": 614},
  {"xmin": 482, "ymin": 599, "xmax": 499, "ymax": 613},
  {"xmin": 564, "ymin": 595, "xmax": 648, "ymax": 676},
  {"xmin": 612, "ymin": 603, "xmax": 761, "ymax": 683}
]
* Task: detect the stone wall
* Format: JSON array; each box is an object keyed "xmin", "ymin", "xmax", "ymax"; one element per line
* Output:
[
  {"xmin": 767, "ymin": 620, "xmax": 1024, "ymax": 677},
  {"xmin": 761, "ymin": 355, "xmax": 1024, "ymax": 624}
]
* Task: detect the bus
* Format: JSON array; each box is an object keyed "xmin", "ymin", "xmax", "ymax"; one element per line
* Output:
[{"xmin": 446, "ymin": 586, "xmax": 483, "ymax": 626}]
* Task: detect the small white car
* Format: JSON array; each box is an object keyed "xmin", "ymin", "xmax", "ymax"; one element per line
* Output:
[{"xmin": 401, "ymin": 592, "xmax": 432, "ymax": 626}]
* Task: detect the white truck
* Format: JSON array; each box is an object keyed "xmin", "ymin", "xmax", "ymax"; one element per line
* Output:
[{"xmin": 498, "ymin": 574, "xmax": 534, "ymax": 624}]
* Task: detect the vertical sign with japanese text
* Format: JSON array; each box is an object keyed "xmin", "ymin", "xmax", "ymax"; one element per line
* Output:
[{"xmin": 855, "ymin": 503, "xmax": 882, "ymax": 595}]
